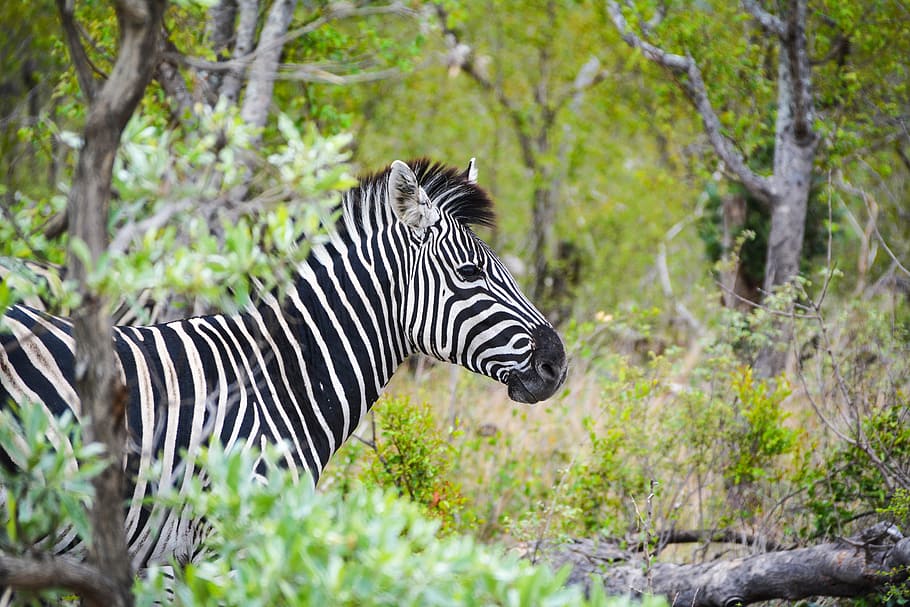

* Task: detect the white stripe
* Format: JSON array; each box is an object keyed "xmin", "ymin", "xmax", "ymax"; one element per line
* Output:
[{"xmin": 242, "ymin": 302, "xmax": 310, "ymax": 469}]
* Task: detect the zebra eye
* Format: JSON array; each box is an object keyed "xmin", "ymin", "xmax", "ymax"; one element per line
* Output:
[{"xmin": 457, "ymin": 264, "xmax": 484, "ymax": 281}]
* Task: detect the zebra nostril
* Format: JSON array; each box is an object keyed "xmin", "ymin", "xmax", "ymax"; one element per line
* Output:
[{"xmin": 536, "ymin": 359, "xmax": 559, "ymax": 383}]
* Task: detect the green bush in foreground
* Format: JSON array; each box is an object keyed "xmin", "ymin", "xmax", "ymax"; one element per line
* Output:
[
  {"xmin": 1, "ymin": 401, "xmax": 666, "ymax": 606},
  {"xmin": 138, "ymin": 444, "xmax": 659, "ymax": 607}
]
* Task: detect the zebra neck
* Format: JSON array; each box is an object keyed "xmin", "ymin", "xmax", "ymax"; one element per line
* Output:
[{"xmin": 248, "ymin": 220, "xmax": 413, "ymax": 475}]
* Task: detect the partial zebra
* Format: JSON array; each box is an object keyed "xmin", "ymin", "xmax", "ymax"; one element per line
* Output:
[{"xmin": 0, "ymin": 158, "xmax": 567, "ymax": 571}]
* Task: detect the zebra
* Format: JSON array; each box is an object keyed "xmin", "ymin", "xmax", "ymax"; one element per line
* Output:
[{"xmin": 0, "ymin": 158, "xmax": 567, "ymax": 572}]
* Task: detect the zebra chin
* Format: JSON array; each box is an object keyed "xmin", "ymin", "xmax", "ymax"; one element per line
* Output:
[{"xmin": 505, "ymin": 325, "xmax": 567, "ymax": 404}]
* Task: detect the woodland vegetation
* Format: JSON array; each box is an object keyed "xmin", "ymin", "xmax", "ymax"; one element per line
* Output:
[{"xmin": 1, "ymin": 0, "xmax": 909, "ymax": 605}]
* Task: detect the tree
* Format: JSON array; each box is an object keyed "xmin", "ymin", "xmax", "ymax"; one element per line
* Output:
[
  {"xmin": 606, "ymin": 0, "xmax": 817, "ymax": 377},
  {"xmin": 1, "ymin": 1, "xmax": 166, "ymax": 604},
  {"xmin": 433, "ymin": 2, "xmax": 614, "ymax": 312}
]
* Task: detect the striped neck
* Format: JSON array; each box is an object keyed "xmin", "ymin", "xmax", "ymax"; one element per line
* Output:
[{"xmin": 253, "ymin": 186, "xmax": 415, "ymax": 476}]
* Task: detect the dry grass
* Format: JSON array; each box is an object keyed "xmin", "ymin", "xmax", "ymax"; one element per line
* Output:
[{"xmin": 323, "ymin": 301, "xmax": 909, "ymax": 561}]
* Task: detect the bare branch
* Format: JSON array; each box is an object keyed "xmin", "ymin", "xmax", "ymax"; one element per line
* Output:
[
  {"xmin": 642, "ymin": 0, "xmax": 667, "ymax": 36},
  {"xmin": 109, "ymin": 198, "xmax": 196, "ymax": 254},
  {"xmin": 657, "ymin": 240, "xmax": 703, "ymax": 334},
  {"xmin": 207, "ymin": 0, "xmax": 238, "ymax": 61},
  {"xmin": 606, "ymin": 2, "xmax": 688, "ymax": 70},
  {"xmin": 55, "ymin": 0, "xmax": 98, "ymax": 101},
  {"xmin": 240, "ymin": 0, "xmax": 297, "ymax": 132},
  {"xmin": 552, "ymin": 56, "xmax": 610, "ymax": 115},
  {"xmin": 606, "ymin": 1, "xmax": 775, "ymax": 204},
  {"xmin": 896, "ymin": 142, "xmax": 910, "ymax": 173},
  {"xmin": 0, "ymin": 552, "xmax": 122, "ymax": 606},
  {"xmin": 834, "ymin": 172, "xmax": 910, "ymax": 278},
  {"xmin": 170, "ymin": 3, "xmax": 416, "ymax": 76},
  {"xmin": 654, "ymin": 528, "xmax": 786, "ymax": 553},
  {"xmin": 166, "ymin": 2, "xmax": 416, "ymax": 102},
  {"xmin": 276, "ymin": 64, "xmax": 405, "ymax": 84},
  {"xmin": 42, "ymin": 211, "xmax": 69, "ymax": 239},
  {"xmin": 741, "ymin": 0, "xmax": 784, "ymax": 36},
  {"xmin": 810, "ymin": 32, "xmax": 850, "ymax": 66}
]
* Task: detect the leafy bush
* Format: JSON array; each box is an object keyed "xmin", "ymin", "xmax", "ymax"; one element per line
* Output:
[
  {"xmin": 1, "ymin": 401, "xmax": 667, "ymax": 607},
  {"xmin": 0, "ymin": 401, "xmax": 104, "ymax": 555},
  {"xmin": 138, "ymin": 444, "xmax": 657, "ymax": 607},
  {"xmin": 1, "ymin": 106, "xmax": 355, "ymax": 318},
  {"xmin": 793, "ymin": 303, "xmax": 910, "ymax": 538},
  {"xmin": 362, "ymin": 396, "xmax": 473, "ymax": 534},
  {"xmin": 0, "ymin": 400, "xmax": 106, "ymax": 606}
]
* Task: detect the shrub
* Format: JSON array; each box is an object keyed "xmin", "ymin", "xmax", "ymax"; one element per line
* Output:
[
  {"xmin": 363, "ymin": 396, "xmax": 473, "ymax": 534},
  {"xmin": 0, "ymin": 400, "xmax": 106, "ymax": 606},
  {"xmin": 0, "ymin": 401, "xmax": 104, "ymax": 554},
  {"xmin": 138, "ymin": 444, "xmax": 659, "ymax": 607}
]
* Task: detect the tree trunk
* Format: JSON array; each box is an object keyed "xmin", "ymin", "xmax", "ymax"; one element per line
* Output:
[
  {"xmin": 64, "ymin": 1, "xmax": 166, "ymax": 605},
  {"xmin": 218, "ymin": 0, "xmax": 259, "ymax": 103},
  {"xmin": 606, "ymin": 1, "xmax": 817, "ymax": 377},
  {"xmin": 204, "ymin": 0, "xmax": 238, "ymax": 97},
  {"xmin": 527, "ymin": 523, "xmax": 910, "ymax": 606},
  {"xmin": 720, "ymin": 193, "xmax": 760, "ymax": 312},
  {"xmin": 531, "ymin": 183, "xmax": 556, "ymax": 302},
  {"xmin": 753, "ymin": 9, "xmax": 816, "ymax": 378},
  {"xmin": 68, "ymin": 127, "xmax": 136, "ymax": 607},
  {"xmin": 240, "ymin": 0, "xmax": 297, "ymax": 133}
]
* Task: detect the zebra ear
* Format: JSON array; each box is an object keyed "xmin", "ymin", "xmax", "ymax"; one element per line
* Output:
[
  {"xmin": 463, "ymin": 157, "xmax": 478, "ymax": 184},
  {"xmin": 389, "ymin": 160, "xmax": 440, "ymax": 231}
]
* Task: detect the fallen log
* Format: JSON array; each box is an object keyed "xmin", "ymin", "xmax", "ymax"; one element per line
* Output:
[{"xmin": 522, "ymin": 523, "xmax": 910, "ymax": 606}]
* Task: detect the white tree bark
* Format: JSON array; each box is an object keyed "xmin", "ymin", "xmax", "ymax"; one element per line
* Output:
[
  {"xmin": 220, "ymin": 0, "xmax": 259, "ymax": 103},
  {"xmin": 240, "ymin": 0, "xmax": 298, "ymax": 134}
]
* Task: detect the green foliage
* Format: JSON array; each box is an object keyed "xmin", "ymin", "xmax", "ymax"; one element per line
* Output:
[
  {"xmin": 355, "ymin": 1, "xmax": 699, "ymax": 317},
  {"xmin": 881, "ymin": 489, "xmax": 910, "ymax": 530},
  {"xmin": 1, "ymin": 104, "xmax": 356, "ymax": 318},
  {"xmin": 449, "ymin": 404, "xmax": 565, "ymax": 542},
  {"xmin": 809, "ymin": 396, "xmax": 910, "ymax": 536},
  {"xmin": 568, "ymin": 360, "xmax": 667, "ymax": 536},
  {"xmin": 102, "ymin": 105, "xmax": 354, "ymax": 311},
  {"xmin": 2, "ymin": 0, "xmax": 910, "ymax": 603},
  {"xmin": 0, "ymin": 400, "xmax": 105, "ymax": 555},
  {"xmin": 697, "ymin": 159, "xmax": 836, "ymax": 299},
  {"xmin": 724, "ymin": 367, "xmax": 797, "ymax": 487},
  {"xmin": 136, "ymin": 444, "xmax": 651, "ymax": 607},
  {"xmin": 0, "ymin": 257, "xmax": 78, "ymax": 314},
  {"xmin": 362, "ymin": 396, "xmax": 473, "ymax": 534},
  {"xmin": 0, "ymin": 402, "xmax": 104, "ymax": 607},
  {"xmin": 0, "ymin": 401, "xmax": 106, "ymax": 607},
  {"xmin": 793, "ymin": 303, "xmax": 910, "ymax": 538},
  {"xmin": 520, "ymin": 308, "xmax": 809, "ymax": 539}
]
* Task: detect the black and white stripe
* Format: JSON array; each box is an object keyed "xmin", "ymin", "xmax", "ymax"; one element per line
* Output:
[{"xmin": 0, "ymin": 158, "xmax": 567, "ymax": 570}]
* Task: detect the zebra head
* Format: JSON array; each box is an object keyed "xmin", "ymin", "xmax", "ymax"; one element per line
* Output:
[{"xmin": 388, "ymin": 159, "xmax": 567, "ymax": 404}]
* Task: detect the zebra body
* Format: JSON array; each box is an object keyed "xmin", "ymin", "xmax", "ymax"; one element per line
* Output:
[{"xmin": 1, "ymin": 159, "xmax": 567, "ymax": 570}]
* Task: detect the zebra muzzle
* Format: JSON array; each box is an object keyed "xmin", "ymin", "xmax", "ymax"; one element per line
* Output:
[{"xmin": 506, "ymin": 325, "xmax": 567, "ymax": 404}]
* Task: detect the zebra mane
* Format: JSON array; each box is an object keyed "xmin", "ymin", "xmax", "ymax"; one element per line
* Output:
[{"xmin": 354, "ymin": 159, "xmax": 496, "ymax": 230}]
